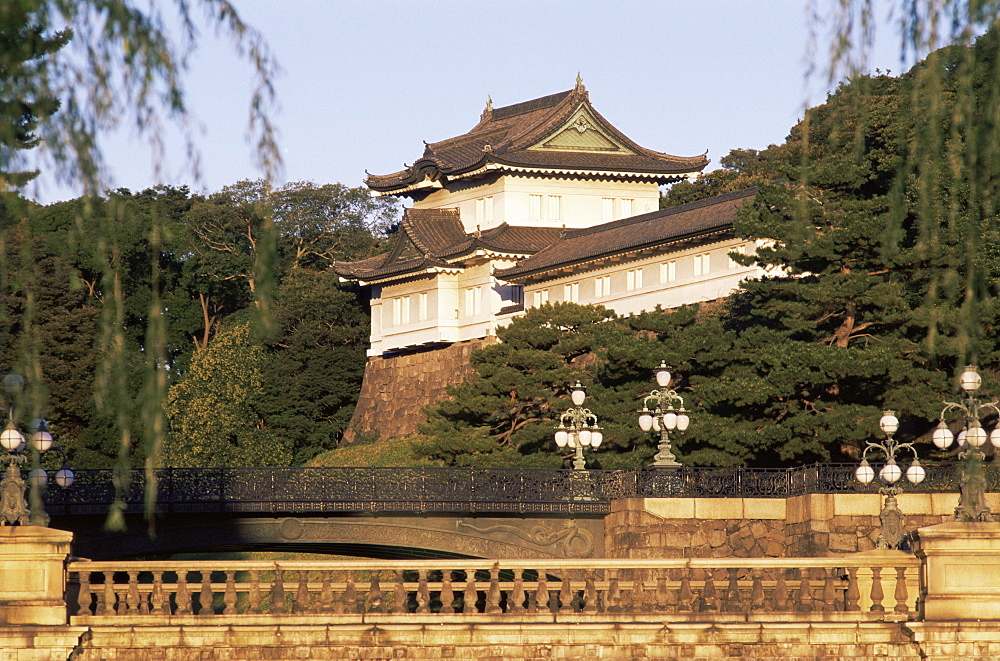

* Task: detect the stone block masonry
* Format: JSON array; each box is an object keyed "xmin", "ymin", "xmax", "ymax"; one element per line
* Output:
[{"xmin": 343, "ymin": 338, "xmax": 495, "ymax": 444}]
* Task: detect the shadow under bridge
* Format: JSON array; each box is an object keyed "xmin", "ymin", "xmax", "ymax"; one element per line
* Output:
[{"xmin": 47, "ymin": 467, "xmax": 618, "ymax": 560}]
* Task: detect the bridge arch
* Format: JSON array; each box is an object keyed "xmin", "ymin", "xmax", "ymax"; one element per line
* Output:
[{"xmin": 59, "ymin": 513, "xmax": 605, "ymax": 560}]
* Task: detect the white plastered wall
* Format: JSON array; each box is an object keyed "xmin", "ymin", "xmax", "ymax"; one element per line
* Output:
[
  {"xmin": 520, "ymin": 238, "xmax": 764, "ymax": 317},
  {"xmin": 412, "ymin": 175, "xmax": 660, "ymax": 232}
]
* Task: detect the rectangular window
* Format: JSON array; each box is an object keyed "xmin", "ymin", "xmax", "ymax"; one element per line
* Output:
[
  {"xmin": 627, "ymin": 268, "xmax": 643, "ymax": 291},
  {"xmin": 532, "ymin": 289, "xmax": 549, "ymax": 307},
  {"xmin": 465, "ymin": 287, "xmax": 482, "ymax": 317},
  {"xmin": 418, "ymin": 292, "xmax": 428, "ymax": 321},
  {"xmin": 620, "ymin": 198, "xmax": 633, "ymax": 219},
  {"xmin": 728, "ymin": 245, "xmax": 746, "ymax": 269},
  {"xmin": 475, "ymin": 198, "xmax": 484, "ymax": 224},
  {"xmin": 660, "ymin": 261, "xmax": 677, "ymax": 283},
  {"xmin": 548, "ymin": 195, "xmax": 561, "ymax": 221},
  {"xmin": 602, "ymin": 198, "xmax": 614, "ymax": 223},
  {"xmin": 594, "ymin": 275, "xmax": 611, "ymax": 297},
  {"xmin": 529, "ymin": 194, "xmax": 542, "ymax": 221},
  {"xmin": 694, "ymin": 253, "xmax": 711, "ymax": 277},
  {"xmin": 563, "ymin": 282, "xmax": 579, "ymax": 303},
  {"xmin": 392, "ymin": 298, "xmax": 401, "ymax": 325},
  {"xmin": 401, "ymin": 296, "xmax": 410, "ymax": 324},
  {"xmin": 484, "ymin": 197, "xmax": 494, "ymax": 224}
]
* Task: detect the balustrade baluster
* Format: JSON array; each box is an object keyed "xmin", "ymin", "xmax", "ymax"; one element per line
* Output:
[
  {"xmin": 271, "ymin": 568, "xmax": 286, "ymax": 614},
  {"xmin": 822, "ymin": 568, "xmax": 837, "ymax": 611},
  {"xmin": 558, "ymin": 569, "xmax": 573, "ymax": 613},
  {"xmin": 701, "ymin": 569, "xmax": 719, "ymax": 612},
  {"xmin": 76, "ymin": 572, "xmax": 93, "ymax": 616},
  {"xmin": 509, "ymin": 569, "xmax": 526, "ymax": 614},
  {"xmin": 655, "ymin": 570, "xmax": 669, "ymax": 612},
  {"xmin": 440, "ymin": 571, "xmax": 455, "ymax": 614},
  {"xmin": 724, "ymin": 568, "xmax": 742, "ymax": 612},
  {"xmin": 152, "ymin": 571, "xmax": 168, "ymax": 615},
  {"xmin": 248, "ymin": 570, "xmax": 262, "ymax": 614},
  {"xmin": 416, "ymin": 569, "xmax": 430, "ymax": 614},
  {"xmin": 368, "ymin": 571, "xmax": 385, "ymax": 614},
  {"xmin": 750, "ymin": 570, "xmax": 765, "ymax": 611},
  {"xmin": 392, "ymin": 570, "xmax": 407, "ymax": 613},
  {"xmin": 199, "ymin": 571, "xmax": 214, "ymax": 616},
  {"xmin": 534, "ymin": 571, "xmax": 549, "ymax": 614},
  {"xmin": 869, "ymin": 567, "xmax": 885, "ymax": 613},
  {"xmin": 583, "ymin": 569, "xmax": 598, "ymax": 613},
  {"xmin": 894, "ymin": 567, "xmax": 909, "ymax": 614},
  {"xmin": 116, "ymin": 585, "xmax": 127, "ymax": 616},
  {"xmin": 640, "ymin": 575, "xmax": 657, "ymax": 613},
  {"xmin": 844, "ymin": 567, "xmax": 860, "ymax": 612},
  {"xmin": 344, "ymin": 573, "xmax": 358, "ymax": 614},
  {"xmin": 176, "ymin": 571, "xmax": 192, "ymax": 615},
  {"xmin": 773, "ymin": 569, "xmax": 789, "ymax": 611},
  {"xmin": 223, "ymin": 571, "xmax": 237, "ymax": 615},
  {"xmin": 95, "ymin": 573, "xmax": 111, "ymax": 616},
  {"xmin": 125, "ymin": 571, "xmax": 140, "ymax": 615},
  {"xmin": 677, "ymin": 570, "xmax": 692, "ymax": 612},
  {"xmin": 796, "ymin": 569, "xmax": 813, "ymax": 613},
  {"xmin": 294, "ymin": 570, "xmax": 310, "ymax": 614},
  {"xmin": 605, "ymin": 570, "xmax": 621, "ymax": 613},
  {"xmin": 319, "ymin": 571, "xmax": 334, "ymax": 614},
  {"xmin": 486, "ymin": 565, "xmax": 502, "ymax": 614},
  {"xmin": 462, "ymin": 569, "xmax": 478, "ymax": 614}
]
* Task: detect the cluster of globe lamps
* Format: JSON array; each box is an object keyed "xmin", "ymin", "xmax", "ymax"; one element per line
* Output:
[{"xmin": 553, "ymin": 382, "xmax": 604, "ymax": 470}]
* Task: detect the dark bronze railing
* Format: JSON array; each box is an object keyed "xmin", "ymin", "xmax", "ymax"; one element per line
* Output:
[{"xmin": 41, "ymin": 463, "xmax": 982, "ymax": 517}]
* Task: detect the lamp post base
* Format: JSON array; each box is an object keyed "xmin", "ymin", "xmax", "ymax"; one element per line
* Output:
[
  {"xmin": 876, "ymin": 493, "xmax": 906, "ymax": 550},
  {"xmin": 652, "ymin": 432, "xmax": 680, "ymax": 467}
]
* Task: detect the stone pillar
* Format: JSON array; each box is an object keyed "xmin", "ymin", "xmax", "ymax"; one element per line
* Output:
[
  {"xmin": 0, "ymin": 525, "xmax": 73, "ymax": 625},
  {"xmin": 912, "ymin": 521, "xmax": 1000, "ymax": 620}
]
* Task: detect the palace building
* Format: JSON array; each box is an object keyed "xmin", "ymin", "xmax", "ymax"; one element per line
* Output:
[{"xmin": 335, "ymin": 78, "xmax": 764, "ymax": 441}]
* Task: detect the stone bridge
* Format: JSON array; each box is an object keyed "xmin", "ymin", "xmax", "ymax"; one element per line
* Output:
[{"xmin": 43, "ymin": 464, "xmax": 978, "ymax": 560}]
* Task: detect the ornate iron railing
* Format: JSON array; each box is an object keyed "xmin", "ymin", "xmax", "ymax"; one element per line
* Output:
[
  {"xmin": 42, "ymin": 462, "xmax": 985, "ymax": 516},
  {"xmin": 67, "ymin": 556, "xmax": 919, "ymax": 621}
]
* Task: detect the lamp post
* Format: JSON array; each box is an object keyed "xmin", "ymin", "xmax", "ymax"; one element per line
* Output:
[
  {"xmin": 855, "ymin": 410, "xmax": 925, "ymax": 550},
  {"xmin": 637, "ymin": 362, "xmax": 689, "ymax": 467},
  {"xmin": 554, "ymin": 382, "xmax": 604, "ymax": 470},
  {"xmin": 929, "ymin": 365, "xmax": 998, "ymax": 522},
  {"xmin": 1, "ymin": 372, "xmax": 74, "ymax": 526}
]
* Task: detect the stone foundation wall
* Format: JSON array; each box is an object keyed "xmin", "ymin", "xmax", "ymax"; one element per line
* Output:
[
  {"xmin": 343, "ymin": 338, "xmax": 495, "ymax": 443},
  {"xmin": 76, "ymin": 621, "xmax": 937, "ymax": 661},
  {"xmin": 605, "ymin": 493, "xmax": 1000, "ymax": 558}
]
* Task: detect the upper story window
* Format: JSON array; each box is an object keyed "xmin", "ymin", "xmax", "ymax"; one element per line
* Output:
[
  {"xmin": 728, "ymin": 245, "xmax": 747, "ymax": 269},
  {"xmin": 476, "ymin": 197, "xmax": 494, "ymax": 225},
  {"xmin": 548, "ymin": 195, "xmax": 561, "ymax": 221},
  {"xmin": 602, "ymin": 198, "xmax": 614, "ymax": 223},
  {"xmin": 418, "ymin": 292, "xmax": 428, "ymax": 321},
  {"xmin": 620, "ymin": 198, "xmax": 633, "ymax": 219},
  {"xmin": 392, "ymin": 296, "xmax": 411, "ymax": 326},
  {"xmin": 529, "ymin": 194, "xmax": 542, "ymax": 221},
  {"xmin": 563, "ymin": 282, "xmax": 579, "ymax": 303},
  {"xmin": 464, "ymin": 286, "xmax": 482, "ymax": 317},
  {"xmin": 626, "ymin": 268, "xmax": 643, "ymax": 291},
  {"xmin": 594, "ymin": 275, "xmax": 611, "ymax": 298},
  {"xmin": 660, "ymin": 260, "xmax": 677, "ymax": 283},
  {"xmin": 694, "ymin": 252, "xmax": 711, "ymax": 277},
  {"xmin": 532, "ymin": 289, "xmax": 549, "ymax": 307}
]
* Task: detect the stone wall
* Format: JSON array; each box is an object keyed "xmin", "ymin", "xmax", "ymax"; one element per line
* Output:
[
  {"xmin": 75, "ymin": 621, "xmax": 938, "ymax": 661},
  {"xmin": 343, "ymin": 338, "xmax": 495, "ymax": 444},
  {"xmin": 605, "ymin": 493, "xmax": 1000, "ymax": 558}
]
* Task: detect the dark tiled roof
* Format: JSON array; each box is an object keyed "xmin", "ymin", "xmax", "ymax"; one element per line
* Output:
[
  {"xmin": 334, "ymin": 208, "xmax": 562, "ymax": 283},
  {"xmin": 495, "ymin": 188, "xmax": 758, "ymax": 281},
  {"xmin": 366, "ymin": 82, "xmax": 709, "ymax": 194}
]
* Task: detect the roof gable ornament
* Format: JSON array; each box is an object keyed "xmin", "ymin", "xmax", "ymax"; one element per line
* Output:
[
  {"xmin": 481, "ymin": 94, "xmax": 493, "ymax": 122},
  {"xmin": 531, "ymin": 107, "xmax": 633, "ymax": 154}
]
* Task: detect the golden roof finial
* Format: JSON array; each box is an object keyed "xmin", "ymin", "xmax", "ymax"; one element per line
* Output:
[{"xmin": 575, "ymin": 72, "xmax": 584, "ymax": 90}]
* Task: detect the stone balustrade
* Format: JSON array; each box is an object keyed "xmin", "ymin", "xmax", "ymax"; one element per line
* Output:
[{"xmin": 67, "ymin": 556, "xmax": 918, "ymax": 622}]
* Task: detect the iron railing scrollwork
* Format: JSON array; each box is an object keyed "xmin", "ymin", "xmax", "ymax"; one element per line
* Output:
[{"xmin": 43, "ymin": 462, "xmax": 988, "ymax": 516}]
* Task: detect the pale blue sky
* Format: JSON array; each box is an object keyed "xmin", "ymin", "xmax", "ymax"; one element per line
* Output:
[{"xmin": 27, "ymin": 1, "xmax": 914, "ymax": 204}]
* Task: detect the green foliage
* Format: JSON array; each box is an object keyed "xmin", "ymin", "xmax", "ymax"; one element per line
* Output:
[
  {"xmin": 417, "ymin": 303, "xmax": 619, "ymax": 467},
  {"xmin": 164, "ymin": 320, "xmax": 290, "ymax": 467},
  {"xmin": 309, "ymin": 436, "xmax": 439, "ymax": 468}
]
